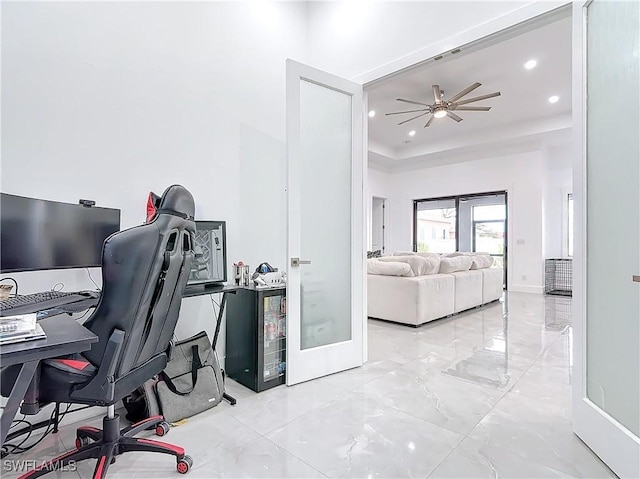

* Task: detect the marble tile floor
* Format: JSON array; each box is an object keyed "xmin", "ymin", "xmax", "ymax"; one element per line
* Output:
[{"xmin": 2, "ymin": 292, "xmax": 616, "ymax": 478}]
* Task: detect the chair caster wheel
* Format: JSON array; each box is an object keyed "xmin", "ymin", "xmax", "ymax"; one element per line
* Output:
[
  {"xmin": 155, "ymin": 421, "xmax": 170, "ymax": 437},
  {"xmin": 177, "ymin": 455, "xmax": 193, "ymax": 474},
  {"xmin": 75, "ymin": 436, "xmax": 91, "ymax": 449}
]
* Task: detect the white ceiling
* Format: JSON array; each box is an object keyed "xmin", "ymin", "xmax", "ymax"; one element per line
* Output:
[{"xmin": 366, "ymin": 11, "xmax": 572, "ymax": 168}]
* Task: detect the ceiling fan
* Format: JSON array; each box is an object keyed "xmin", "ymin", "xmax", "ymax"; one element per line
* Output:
[{"xmin": 386, "ymin": 82, "xmax": 501, "ymax": 127}]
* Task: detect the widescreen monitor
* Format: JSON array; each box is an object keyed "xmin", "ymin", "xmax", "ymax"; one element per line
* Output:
[
  {"xmin": 0, "ymin": 193, "xmax": 121, "ymax": 273},
  {"xmin": 187, "ymin": 221, "xmax": 227, "ymax": 287}
]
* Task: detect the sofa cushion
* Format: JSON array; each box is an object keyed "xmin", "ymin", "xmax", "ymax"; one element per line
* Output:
[
  {"xmin": 367, "ymin": 259, "xmax": 411, "ymax": 276},
  {"xmin": 367, "ymin": 274, "xmax": 455, "ymax": 326},
  {"xmin": 451, "ymin": 270, "xmax": 483, "ymax": 313},
  {"xmin": 481, "ymin": 267, "xmax": 503, "ymax": 303},
  {"xmin": 416, "ymin": 254, "xmax": 441, "ymax": 274},
  {"xmin": 379, "ymin": 255, "xmax": 428, "ymax": 276},
  {"xmin": 392, "ymin": 251, "xmax": 418, "ymax": 256},
  {"xmin": 439, "ymin": 256, "xmax": 473, "ymax": 273},
  {"xmin": 470, "ymin": 254, "xmax": 494, "ymax": 269}
]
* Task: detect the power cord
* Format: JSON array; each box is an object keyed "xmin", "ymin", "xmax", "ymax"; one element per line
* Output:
[
  {"xmin": 0, "ymin": 277, "xmax": 19, "ymax": 297},
  {"xmin": 86, "ymin": 268, "xmax": 101, "ymax": 291},
  {"xmin": 1, "ymin": 404, "xmax": 90, "ymax": 458},
  {"xmin": 0, "ymin": 406, "xmax": 63, "ymax": 458}
]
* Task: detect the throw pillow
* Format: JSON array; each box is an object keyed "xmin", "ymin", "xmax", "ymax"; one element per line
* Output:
[
  {"xmin": 419, "ymin": 255, "xmax": 441, "ymax": 274},
  {"xmin": 470, "ymin": 254, "xmax": 494, "ymax": 269},
  {"xmin": 379, "ymin": 255, "xmax": 428, "ymax": 276},
  {"xmin": 367, "ymin": 259, "xmax": 412, "ymax": 276},
  {"xmin": 366, "ymin": 250, "xmax": 382, "ymax": 259},
  {"xmin": 439, "ymin": 256, "xmax": 473, "ymax": 273}
]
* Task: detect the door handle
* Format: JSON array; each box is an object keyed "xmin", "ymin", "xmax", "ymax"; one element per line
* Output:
[
  {"xmin": 633, "ymin": 275, "xmax": 640, "ymax": 283},
  {"xmin": 291, "ymin": 258, "xmax": 311, "ymax": 267}
]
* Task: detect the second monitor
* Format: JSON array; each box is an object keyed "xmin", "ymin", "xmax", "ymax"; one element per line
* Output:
[{"xmin": 188, "ymin": 221, "xmax": 227, "ymax": 287}]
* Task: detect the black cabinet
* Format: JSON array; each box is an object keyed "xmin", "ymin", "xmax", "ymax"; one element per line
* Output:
[{"xmin": 225, "ymin": 286, "xmax": 286, "ymax": 392}]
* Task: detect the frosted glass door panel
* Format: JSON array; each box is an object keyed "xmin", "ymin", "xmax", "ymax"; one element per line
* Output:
[
  {"xmin": 586, "ymin": 0, "xmax": 640, "ymax": 436},
  {"xmin": 299, "ymin": 79, "xmax": 352, "ymax": 350}
]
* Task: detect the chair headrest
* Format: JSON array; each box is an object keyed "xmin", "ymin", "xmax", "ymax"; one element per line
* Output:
[{"xmin": 152, "ymin": 185, "xmax": 195, "ymax": 221}]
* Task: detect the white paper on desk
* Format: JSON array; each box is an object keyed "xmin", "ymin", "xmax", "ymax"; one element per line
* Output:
[{"xmin": 0, "ymin": 313, "xmax": 38, "ymax": 335}]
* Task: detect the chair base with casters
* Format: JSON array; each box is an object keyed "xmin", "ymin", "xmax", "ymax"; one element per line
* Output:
[{"xmin": 17, "ymin": 405, "xmax": 193, "ymax": 479}]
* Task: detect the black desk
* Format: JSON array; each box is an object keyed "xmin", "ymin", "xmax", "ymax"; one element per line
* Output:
[
  {"xmin": 182, "ymin": 284, "xmax": 239, "ymax": 405},
  {"xmin": 0, "ymin": 316, "xmax": 98, "ymax": 446}
]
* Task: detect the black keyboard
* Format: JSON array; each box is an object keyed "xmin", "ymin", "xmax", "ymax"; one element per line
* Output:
[{"xmin": 0, "ymin": 290, "xmax": 99, "ymax": 316}]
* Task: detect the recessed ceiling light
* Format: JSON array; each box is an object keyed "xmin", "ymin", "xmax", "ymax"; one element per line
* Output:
[
  {"xmin": 524, "ymin": 59, "xmax": 537, "ymax": 70},
  {"xmin": 408, "ymin": 130, "xmax": 416, "ymax": 137},
  {"xmin": 548, "ymin": 95, "xmax": 559, "ymax": 104},
  {"xmin": 368, "ymin": 110, "xmax": 376, "ymax": 118}
]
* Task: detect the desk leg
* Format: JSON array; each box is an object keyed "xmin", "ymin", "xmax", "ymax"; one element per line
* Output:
[
  {"xmin": 1, "ymin": 360, "xmax": 39, "ymax": 447},
  {"xmin": 212, "ymin": 293, "xmax": 237, "ymax": 406},
  {"xmin": 211, "ymin": 292, "xmax": 227, "ymax": 350}
]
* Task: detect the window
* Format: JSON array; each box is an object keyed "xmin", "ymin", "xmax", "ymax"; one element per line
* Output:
[
  {"xmin": 414, "ymin": 198, "xmax": 457, "ymax": 253},
  {"xmin": 414, "ymin": 191, "xmax": 507, "ymax": 288}
]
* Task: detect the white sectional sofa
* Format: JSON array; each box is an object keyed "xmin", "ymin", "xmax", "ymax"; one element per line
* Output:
[{"xmin": 367, "ymin": 252, "xmax": 503, "ymax": 327}]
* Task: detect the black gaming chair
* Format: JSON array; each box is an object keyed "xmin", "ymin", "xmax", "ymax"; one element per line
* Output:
[{"xmin": 18, "ymin": 185, "xmax": 196, "ymax": 479}]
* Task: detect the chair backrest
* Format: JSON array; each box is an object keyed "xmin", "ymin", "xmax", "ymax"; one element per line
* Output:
[{"xmin": 82, "ymin": 185, "xmax": 195, "ymax": 379}]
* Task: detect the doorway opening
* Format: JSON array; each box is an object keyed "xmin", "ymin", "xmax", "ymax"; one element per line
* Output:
[{"xmin": 371, "ymin": 196, "xmax": 387, "ymax": 255}]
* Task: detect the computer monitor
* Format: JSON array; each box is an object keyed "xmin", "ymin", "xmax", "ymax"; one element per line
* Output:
[
  {"xmin": 187, "ymin": 221, "xmax": 227, "ymax": 287},
  {"xmin": 0, "ymin": 193, "xmax": 121, "ymax": 273}
]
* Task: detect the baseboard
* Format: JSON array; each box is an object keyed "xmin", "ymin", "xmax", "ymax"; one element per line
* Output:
[{"xmin": 509, "ymin": 284, "xmax": 543, "ymax": 294}]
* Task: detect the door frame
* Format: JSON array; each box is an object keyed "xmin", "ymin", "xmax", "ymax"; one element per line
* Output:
[
  {"xmin": 571, "ymin": 2, "xmax": 640, "ymax": 477},
  {"xmin": 288, "ymin": 0, "xmax": 566, "ymax": 383}
]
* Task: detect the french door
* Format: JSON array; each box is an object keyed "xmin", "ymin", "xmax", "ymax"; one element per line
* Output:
[
  {"xmin": 572, "ymin": 2, "xmax": 640, "ymax": 477},
  {"xmin": 285, "ymin": 60, "xmax": 365, "ymax": 385}
]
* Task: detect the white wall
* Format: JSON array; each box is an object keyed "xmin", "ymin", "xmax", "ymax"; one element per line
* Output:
[
  {"xmin": 1, "ymin": 1, "xmax": 307, "ymax": 360},
  {"xmin": 305, "ymin": 1, "xmax": 557, "ymax": 80},
  {"xmin": 384, "ymin": 151, "xmax": 547, "ymax": 293},
  {"xmin": 542, "ymin": 145, "xmax": 572, "ymax": 258}
]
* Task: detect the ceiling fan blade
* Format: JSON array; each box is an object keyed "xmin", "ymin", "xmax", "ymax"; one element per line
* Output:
[
  {"xmin": 432, "ymin": 85, "xmax": 442, "ymax": 104},
  {"xmin": 446, "ymin": 111, "xmax": 463, "ymax": 122},
  {"xmin": 397, "ymin": 111, "xmax": 429, "ymax": 125},
  {"xmin": 451, "ymin": 106, "xmax": 491, "ymax": 111},
  {"xmin": 396, "ymin": 98, "xmax": 431, "ymax": 106},
  {"xmin": 447, "ymin": 82, "xmax": 482, "ymax": 103},
  {"xmin": 424, "ymin": 115, "xmax": 434, "ymax": 128},
  {"xmin": 385, "ymin": 108, "xmax": 430, "ymax": 116},
  {"xmin": 454, "ymin": 91, "xmax": 501, "ymax": 106}
]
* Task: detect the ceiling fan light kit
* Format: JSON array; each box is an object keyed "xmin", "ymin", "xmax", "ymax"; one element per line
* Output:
[{"xmin": 385, "ymin": 82, "xmax": 501, "ymax": 128}]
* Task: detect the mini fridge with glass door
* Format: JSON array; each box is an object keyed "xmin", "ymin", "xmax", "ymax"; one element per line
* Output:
[{"xmin": 225, "ymin": 286, "xmax": 286, "ymax": 392}]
